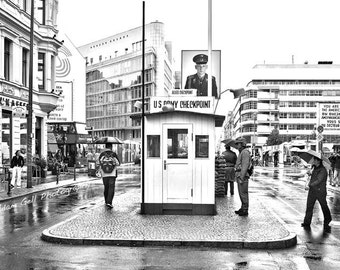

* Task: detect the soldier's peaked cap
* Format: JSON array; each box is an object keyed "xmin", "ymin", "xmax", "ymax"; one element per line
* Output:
[{"xmin": 193, "ymin": 54, "xmax": 208, "ymax": 64}]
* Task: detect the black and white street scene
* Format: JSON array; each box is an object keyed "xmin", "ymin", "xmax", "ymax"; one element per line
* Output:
[{"xmin": 1, "ymin": 0, "xmax": 340, "ymax": 269}]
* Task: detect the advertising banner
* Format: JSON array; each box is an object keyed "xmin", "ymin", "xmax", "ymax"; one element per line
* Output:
[
  {"xmin": 181, "ymin": 50, "xmax": 221, "ymax": 98},
  {"xmin": 319, "ymin": 103, "xmax": 340, "ymax": 131}
]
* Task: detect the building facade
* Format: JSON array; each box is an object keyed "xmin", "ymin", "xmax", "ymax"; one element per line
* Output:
[
  {"xmin": 78, "ymin": 21, "xmax": 173, "ymax": 142},
  {"xmin": 230, "ymin": 63, "xmax": 340, "ymax": 150},
  {"xmin": 0, "ymin": 0, "xmax": 61, "ymax": 165}
]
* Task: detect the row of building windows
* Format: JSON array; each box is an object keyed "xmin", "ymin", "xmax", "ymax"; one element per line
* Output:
[
  {"xmin": 3, "ymin": 38, "xmax": 46, "ymax": 90},
  {"xmin": 279, "ymin": 124, "xmax": 315, "ymax": 130},
  {"xmin": 252, "ymin": 80, "xmax": 340, "ymax": 85},
  {"xmin": 279, "ymin": 112, "xmax": 317, "ymax": 118},
  {"xmin": 240, "ymin": 101, "xmax": 257, "ymax": 110},
  {"xmin": 86, "ymin": 83, "xmax": 153, "ymax": 107},
  {"xmin": 86, "ymin": 64, "xmax": 153, "ymax": 86},
  {"xmin": 87, "ymin": 115, "xmax": 132, "ymax": 130},
  {"xmin": 8, "ymin": 0, "xmax": 46, "ymax": 24},
  {"xmin": 87, "ymin": 39, "xmax": 148, "ymax": 66},
  {"xmin": 89, "ymin": 34, "xmax": 129, "ymax": 49},
  {"xmin": 279, "ymin": 101, "xmax": 316, "ymax": 107},
  {"xmin": 279, "ymin": 90, "xmax": 340, "ymax": 96}
]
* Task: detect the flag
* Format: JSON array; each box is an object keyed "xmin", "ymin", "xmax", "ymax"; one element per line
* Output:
[{"xmin": 230, "ymin": 88, "xmax": 245, "ymax": 99}]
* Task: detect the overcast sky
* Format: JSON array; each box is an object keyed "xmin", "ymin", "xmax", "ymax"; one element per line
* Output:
[{"xmin": 58, "ymin": 0, "xmax": 340, "ymax": 113}]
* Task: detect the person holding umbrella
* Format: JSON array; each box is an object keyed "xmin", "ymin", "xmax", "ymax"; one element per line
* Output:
[
  {"xmin": 300, "ymin": 151, "xmax": 332, "ymax": 232},
  {"xmin": 99, "ymin": 143, "xmax": 120, "ymax": 209}
]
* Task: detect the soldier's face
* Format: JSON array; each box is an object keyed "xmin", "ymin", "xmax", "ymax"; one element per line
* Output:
[{"xmin": 195, "ymin": 64, "xmax": 207, "ymax": 76}]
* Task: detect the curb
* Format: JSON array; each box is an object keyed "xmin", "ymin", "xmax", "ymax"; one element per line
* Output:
[
  {"xmin": 0, "ymin": 177, "xmax": 97, "ymax": 203},
  {"xmin": 41, "ymin": 228, "xmax": 297, "ymax": 249}
]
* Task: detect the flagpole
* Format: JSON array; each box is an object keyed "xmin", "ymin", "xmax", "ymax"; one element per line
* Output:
[
  {"xmin": 141, "ymin": 0, "xmax": 145, "ymax": 214},
  {"xmin": 208, "ymin": 0, "xmax": 212, "ymax": 98}
]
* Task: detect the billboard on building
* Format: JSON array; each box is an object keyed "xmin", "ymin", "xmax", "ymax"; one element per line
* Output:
[
  {"xmin": 319, "ymin": 103, "xmax": 340, "ymax": 131},
  {"xmin": 181, "ymin": 50, "xmax": 221, "ymax": 98}
]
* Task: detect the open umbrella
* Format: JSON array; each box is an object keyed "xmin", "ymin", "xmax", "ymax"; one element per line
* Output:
[
  {"xmin": 94, "ymin": 136, "xmax": 123, "ymax": 144},
  {"xmin": 290, "ymin": 147, "xmax": 302, "ymax": 153},
  {"xmin": 295, "ymin": 149, "xmax": 331, "ymax": 169},
  {"xmin": 221, "ymin": 138, "xmax": 237, "ymax": 149}
]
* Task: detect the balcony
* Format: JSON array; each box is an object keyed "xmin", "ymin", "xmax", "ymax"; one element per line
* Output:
[{"xmin": 36, "ymin": 91, "xmax": 59, "ymax": 114}]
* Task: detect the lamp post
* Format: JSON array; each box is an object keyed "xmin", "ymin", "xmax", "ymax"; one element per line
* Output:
[
  {"xmin": 26, "ymin": 0, "xmax": 35, "ymax": 188},
  {"xmin": 253, "ymin": 112, "xmax": 257, "ymax": 156}
]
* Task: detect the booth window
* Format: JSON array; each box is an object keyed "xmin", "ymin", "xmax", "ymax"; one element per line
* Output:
[
  {"xmin": 147, "ymin": 135, "xmax": 160, "ymax": 157},
  {"xmin": 195, "ymin": 135, "xmax": 209, "ymax": 158},
  {"xmin": 167, "ymin": 129, "xmax": 188, "ymax": 159}
]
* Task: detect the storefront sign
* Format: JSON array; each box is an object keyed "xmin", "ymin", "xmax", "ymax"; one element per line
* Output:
[
  {"xmin": 12, "ymin": 106, "xmax": 26, "ymax": 118},
  {"xmin": 319, "ymin": 103, "xmax": 340, "ymax": 131},
  {"xmin": 150, "ymin": 96, "xmax": 215, "ymax": 114},
  {"xmin": 169, "ymin": 89, "xmax": 197, "ymax": 96},
  {"xmin": 0, "ymin": 96, "xmax": 27, "ymax": 108}
]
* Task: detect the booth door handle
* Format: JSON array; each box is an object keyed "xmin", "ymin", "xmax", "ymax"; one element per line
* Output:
[{"xmin": 164, "ymin": 160, "xmax": 167, "ymax": 170}]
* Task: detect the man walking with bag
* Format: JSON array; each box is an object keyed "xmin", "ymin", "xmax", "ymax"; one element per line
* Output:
[
  {"xmin": 234, "ymin": 137, "xmax": 251, "ymax": 216},
  {"xmin": 99, "ymin": 143, "xmax": 120, "ymax": 209}
]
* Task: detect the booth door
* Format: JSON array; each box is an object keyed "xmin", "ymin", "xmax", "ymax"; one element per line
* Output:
[{"xmin": 162, "ymin": 124, "xmax": 193, "ymax": 204}]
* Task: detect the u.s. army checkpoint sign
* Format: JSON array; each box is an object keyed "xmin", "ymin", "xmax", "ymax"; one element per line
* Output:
[{"xmin": 150, "ymin": 96, "xmax": 215, "ymax": 115}]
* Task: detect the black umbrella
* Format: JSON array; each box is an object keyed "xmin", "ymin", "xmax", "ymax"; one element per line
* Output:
[{"xmin": 94, "ymin": 136, "xmax": 123, "ymax": 144}]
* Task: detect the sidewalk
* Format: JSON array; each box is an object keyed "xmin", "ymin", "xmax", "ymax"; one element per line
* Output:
[
  {"xmin": 41, "ymin": 187, "xmax": 297, "ymax": 249},
  {"xmin": 0, "ymin": 172, "xmax": 95, "ymax": 202},
  {"xmin": 0, "ymin": 167, "xmax": 297, "ymax": 250}
]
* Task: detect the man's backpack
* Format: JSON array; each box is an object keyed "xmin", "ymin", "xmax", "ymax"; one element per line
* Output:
[{"xmin": 99, "ymin": 151, "xmax": 116, "ymax": 174}]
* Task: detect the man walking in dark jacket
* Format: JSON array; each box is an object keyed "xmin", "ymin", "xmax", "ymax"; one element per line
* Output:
[{"xmin": 301, "ymin": 153, "xmax": 332, "ymax": 232}]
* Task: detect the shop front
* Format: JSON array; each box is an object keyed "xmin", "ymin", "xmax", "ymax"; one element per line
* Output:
[{"xmin": 143, "ymin": 96, "xmax": 224, "ymax": 215}]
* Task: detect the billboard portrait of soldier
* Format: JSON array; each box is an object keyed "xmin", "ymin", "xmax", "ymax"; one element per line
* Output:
[{"xmin": 182, "ymin": 50, "xmax": 221, "ymax": 98}]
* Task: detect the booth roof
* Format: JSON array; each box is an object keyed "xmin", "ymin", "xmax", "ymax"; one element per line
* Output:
[{"xmin": 131, "ymin": 111, "xmax": 225, "ymax": 127}]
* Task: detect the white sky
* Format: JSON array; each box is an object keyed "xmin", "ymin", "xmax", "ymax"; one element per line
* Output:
[{"xmin": 58, "ymin": 0, "xmax": 340, "ymax": 114}]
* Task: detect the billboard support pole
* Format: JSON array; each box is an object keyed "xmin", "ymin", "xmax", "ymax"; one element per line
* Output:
[{"xmin": 208, "ymin": 0, "xmax": 213, "ymax": 98}]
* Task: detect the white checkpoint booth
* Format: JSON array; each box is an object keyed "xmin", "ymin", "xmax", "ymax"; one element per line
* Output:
[{"xmin": 143, "ymin": 96, "xmax": 225, "ymax": 215}]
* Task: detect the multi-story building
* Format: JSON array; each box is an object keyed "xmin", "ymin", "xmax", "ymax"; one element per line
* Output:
[
  {"xmin": 0, "ymin": 0, "xmax": 61, "ymax": 165},
  {"xmin": 78, "ymin": 21, "xmax": 173, "ymax": 142},
  {"xmin": 230, "ymin": 62, "xmax": 340, "ymax": 150}
]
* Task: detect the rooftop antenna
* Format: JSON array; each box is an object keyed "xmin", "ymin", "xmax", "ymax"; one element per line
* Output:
[{"xmin": 292, "ymin": 55, "xmax": 294, "ymax": 64}]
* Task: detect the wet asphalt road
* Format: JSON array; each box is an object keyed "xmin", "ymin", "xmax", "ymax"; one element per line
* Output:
[{"xmin": 0, "ymin": 165, "xmax": 340, "ymax": 269}]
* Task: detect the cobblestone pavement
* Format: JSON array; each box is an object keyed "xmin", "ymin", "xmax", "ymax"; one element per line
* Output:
[{"xmin": 41, "ymin": 188, "xmax": 297, "ymax": 249}]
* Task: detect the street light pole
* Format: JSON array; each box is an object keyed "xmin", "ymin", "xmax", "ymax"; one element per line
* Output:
[
  {"xmin": 253, "ymin": 112, "xmax": 257, "ymax": 156},
  {"xmin": 141, "ymin": 0, "xmax": 145, "ymax": 214},
  {"xmin": 26, "ymin": 0, "xmax": 35, "ymax": 188}
]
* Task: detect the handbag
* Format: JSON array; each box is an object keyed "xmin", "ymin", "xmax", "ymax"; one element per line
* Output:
[
  {"xmin": 304, "ymin": 175, "xmax": 311, "ymax": 190},
  {"xmin": 304, "ymin": 167, "xmax": 313, "ymax": 190}
]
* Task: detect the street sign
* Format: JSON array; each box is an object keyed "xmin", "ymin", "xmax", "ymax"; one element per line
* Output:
[
  {"xmin": 316, "ymin": 133, "xmax": 324, "ymax": 142},
  {"xmin": 317, "ymin": 125, "xmax": 324, "ymax": 133}
]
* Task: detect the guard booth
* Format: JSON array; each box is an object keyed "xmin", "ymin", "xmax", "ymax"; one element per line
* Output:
[{"xmin": 143, "ymin": 96, "xmax": 224, "ymax": 215}]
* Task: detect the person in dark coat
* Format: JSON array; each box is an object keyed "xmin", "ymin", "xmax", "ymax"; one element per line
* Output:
[
  {"xmin": 301, "ymin": 153, "xmax": 332, "ymax": 232},
  {"xmin": 222, "ymin": 144, "xmax": 237, "ymax": 196},
  {"xmin": 184, "ymin": 54, "xmax": 218, "ymax": 97},
  {"xmin": 10, "ymin": 150, "xmax": 25, "ymax": 188},
  {"xmin": 331, "ymin": 151, "xmax": 340, "ymax": 187}
]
